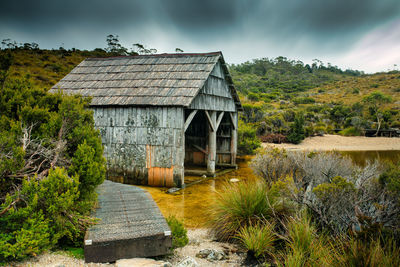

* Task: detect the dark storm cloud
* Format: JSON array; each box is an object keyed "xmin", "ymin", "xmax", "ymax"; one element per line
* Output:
[
  {"xmin": 0, "ymin": 0, "xmax": 148, "ymax": 33},
  {"xmin": 0, "ymin": 0, "xmax": 399, "ymax": 71},
  {"xmin": 1, "ymin": 0, "xmax": 399, "ymax": 44},
  {"xmin": 157, "ymin": 0, "xmax": 241, "ymax": 31}
]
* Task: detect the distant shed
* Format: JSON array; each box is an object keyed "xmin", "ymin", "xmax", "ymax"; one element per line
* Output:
[{"xmin": 50, "ymin": 52, "xmax": 242, "ymax": 187}]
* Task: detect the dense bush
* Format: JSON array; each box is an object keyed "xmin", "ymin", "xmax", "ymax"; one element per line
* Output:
[
  {"xmin": 166, "ymin": 215, "xmax": 188, "ymax": 249},
  {"xmin": 0, "ymin": 73, "xmax": 105, "ymax": 261},
  {"xmin": 286, "ymin": 112, "xmax": 305, "ymax": 144},
  {"xmin": 251, "ymin": 148, "xmax": 400, "ymax": 237},
  {"xmin": 237, "ymin": 120, "xmax": 261, "ymax": 155}
]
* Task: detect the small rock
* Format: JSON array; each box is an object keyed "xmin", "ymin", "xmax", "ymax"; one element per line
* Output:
[
  {"xmin": 201, "ymin": 174, "xmax": 207, "ymax": 179},
  {"xmin": 229, "ymin": 178, "xmax": 240, "ymax": 183},
  {"xmin": 189, "ymin": 238, "xmax": 200, "ymax": 246},
  {"xmin": 196, "ymin": 249, "xmax": 227, "ymax": 261},
  {"xmin": 116, "ymin": 258, "xmax": 171, "ymax": 267},
  {"xmin": 176, "ymin": 256, "xmax": 199, "ymax": 267},
  {"xmin": 167, "ymin": 187, "xmax": 181, "ymax": 194}
]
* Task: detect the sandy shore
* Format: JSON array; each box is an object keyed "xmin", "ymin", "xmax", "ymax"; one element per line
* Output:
[{"xmin": 263, "ymin": 134, "xmax": 400, "ymax": 151}]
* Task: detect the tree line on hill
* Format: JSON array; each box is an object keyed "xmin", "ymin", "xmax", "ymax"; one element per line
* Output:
[{"xmin": 232, "ymin": 57, "xmax": 400, "ymax": 154}]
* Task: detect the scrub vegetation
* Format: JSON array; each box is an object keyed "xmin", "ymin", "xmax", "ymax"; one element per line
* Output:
[
  {"xmin": 232, "ymin": 57, "xmax": 400, "ymax": 153},
  {"xmin": 0, "ymin": 41, "xmax": 108, "ymax": 262},
  {"xmin": 210, "ymin": 147, "xmax": 400, "ymax": 265}
]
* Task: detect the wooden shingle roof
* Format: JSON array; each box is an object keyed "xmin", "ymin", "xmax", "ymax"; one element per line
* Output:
[{"xmin": 50, "ymin": 52, "xmax": 239, "ymax": 107}]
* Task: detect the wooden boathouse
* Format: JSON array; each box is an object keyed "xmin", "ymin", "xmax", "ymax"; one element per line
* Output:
[{"xmin": 50, "ymin": 52, "xmax": 242, "ymax": 187}]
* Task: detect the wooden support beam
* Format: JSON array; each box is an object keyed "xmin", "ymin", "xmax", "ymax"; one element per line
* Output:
[
  {"xmin": 207, "ymin": 111, "xmax": 217, "ymax": 174},
  {"xmin": 192, "ymin": 144, "xmax": 208, "ymax": 155},
  {"xmin": 230, "ymin": 112, "xmax": 238, "ymax": 165},
  {"xmin": 204, "ymin": 110, "xmax": 215, "ymax": 132},
  {"xmin": 229, "ymin": 112, "xmax": 237, "ymax": 130},
  {"xmin": 184, "ymin": 110, "xmax": 197, "ymax": 132},
  {"xmin": 216, "ymin": 112, "xmax": 224, "ymax": 130}
]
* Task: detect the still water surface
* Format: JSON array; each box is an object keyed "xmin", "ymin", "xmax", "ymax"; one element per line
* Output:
[{"xmin": 139, "ymin": 151, "xmax": 400, "ymax": 228}]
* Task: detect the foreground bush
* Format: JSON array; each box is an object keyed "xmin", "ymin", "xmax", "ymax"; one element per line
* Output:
[
  {"xmin": 166, "ymin": 215, "xmax": 188, "ymax": 249},
  {"xmin": 251, "ymin": 148, "xmax": 400, "ymax": 236},
  {"xmin": 0, "ymin": 76, "xmax": 105, "ymax": 261}
]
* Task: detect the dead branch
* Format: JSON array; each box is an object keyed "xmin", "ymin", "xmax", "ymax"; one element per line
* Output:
[{"xmin": 0, "ymin": 197, "xmax": 20, "ymax": 216}]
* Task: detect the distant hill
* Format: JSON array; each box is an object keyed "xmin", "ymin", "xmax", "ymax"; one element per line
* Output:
[
  {"xmin": 1, "ymin": 46, "xmax": 399, "ymax": 140},
  {"xmin": 4, "ymin": 47, "xmax": 110, "ymax": 89},
  {"xmin": 229, "ymin": 57, "xmax": 399, "ymax": 139}
]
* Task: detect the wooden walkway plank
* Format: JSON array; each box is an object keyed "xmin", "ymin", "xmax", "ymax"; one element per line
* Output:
[{"xmin": 84, "ymin": 180, "xmax": 172, "ymax": 263}]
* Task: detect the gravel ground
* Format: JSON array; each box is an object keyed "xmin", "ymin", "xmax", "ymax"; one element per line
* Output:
[
  {"xmin": 168, "ymin": 228, "xmax": 244, "ymax": 266},
  {"xmin": 9, "ymin": 229, "xmax": 244, "ymax": 267},
  {"xmin": 263, "ymin": 134, "xmax": 400, "ymax": 151}
]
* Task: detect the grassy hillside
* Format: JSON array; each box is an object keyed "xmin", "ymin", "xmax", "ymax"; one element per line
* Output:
[
  {"xmin": 2, "ymin": 46, "xmax": 399, "ymax": 146},
  {"xmin": 312, "ymin": 73, "xmax": 400, "ymax": 107},
  {"xmin": 4, "ymin": 48, "xmax": 110, "ymax": 89},
  {"xmin": 230, "ymin": 58, "xmax": 400, "ymax": 143}
]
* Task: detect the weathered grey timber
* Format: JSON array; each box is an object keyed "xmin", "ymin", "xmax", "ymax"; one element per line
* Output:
[
  {"xmin": 50, "ymin": 52, "xmax": 242, "ymax": 187},
  {"xmin": 84, "ymin": 180, "xmax": 172, "ymax": 263}
]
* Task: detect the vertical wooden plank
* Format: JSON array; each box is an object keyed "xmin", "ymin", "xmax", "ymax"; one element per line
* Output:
[
  {"xmin": 207, "ymin": 111, "xmax": 216, "ymax": 174},
  {"xmin": 137, "ymin": 108, "xmax": 142, "ymax": 127},
  {"xmin": 162, "ymin": 107, "xmax": 167, "ymax": 128},
  {"xmin": 132, "ymin": 107, "xmax": 137, "ymax": 126},
  {"xmin": 231, "ymin": 112, "xmax": 238, "ymax": 165}
]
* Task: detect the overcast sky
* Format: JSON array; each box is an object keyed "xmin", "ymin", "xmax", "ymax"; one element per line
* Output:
[{"xmin": 1, "ymin": 0, "xmax": 400, "ymax": 73}]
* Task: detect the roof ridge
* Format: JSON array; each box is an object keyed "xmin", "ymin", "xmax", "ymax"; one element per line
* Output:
[{"xmin": 85, "ymin": 51, "xmax": 222, "ymax": 61}]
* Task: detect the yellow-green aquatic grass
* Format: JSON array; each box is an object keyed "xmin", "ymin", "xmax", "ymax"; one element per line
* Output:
[{"xmin": 236, "ymin": 221, "xmax": 276, "ymax": 259}]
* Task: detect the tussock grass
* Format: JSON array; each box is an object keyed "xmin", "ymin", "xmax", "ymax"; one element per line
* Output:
[
  {"xmin": 209, "ymin": 181, "xmax": 271, "ymax": 241},
  {"xmin": 279, "ymin": 213, "xmax": 341, "ymax": 267},
  {"xmin": 236, "ymin": 221, "xmax": 276, "ymax": 259},
  {"xmin": 209, "ymin": 180, "xmax": 294, "ymax": 242},
  {"xmin": 341, "ymin": 238, "xmax": 400, "ymax": 267}
]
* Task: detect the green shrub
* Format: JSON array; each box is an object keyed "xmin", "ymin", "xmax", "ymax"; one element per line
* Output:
[
  {"xmin": 166, "ymin": 215, "xmax": 188, "ymax": 249},
  {"xmin": 293, "ymin": 97, "xmax": 316, "ymax": 104},
  {"xmin": 237, "ymin": 120, "xmax": 261, "ymax": 155},
  {"xmin": 339, "ymin": 126, "xmax": 362, "ymax": 136},
  {"xmin": 70, "ymin": 141, "xmax": 105, "ymax": 200},
  {"xmin": 0, "ymin": 168, "xmax": 96, "ymax": 262},
  {"xmin": 236, "ymin": 221, "xmax": 276, "ymax": 259},
  {"xmin": 287, "ymin": 113, "xmax": 305, "ymax": 144},
  {"xmin": 379, "ymin": 163, "xmax": 400, "ymax": 203},
  {"xmin": 0, "ymin": 75, "xmax": 105, "ymax": 261}
]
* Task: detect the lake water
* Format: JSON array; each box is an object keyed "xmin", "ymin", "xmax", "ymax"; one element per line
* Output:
[
  {"xmin": 139, "ymin": 150, "xmax": 400, "ymax": 228},
  {"xmin": 340, "ymin": 150, "xmax": 400, "ymax": 166}
]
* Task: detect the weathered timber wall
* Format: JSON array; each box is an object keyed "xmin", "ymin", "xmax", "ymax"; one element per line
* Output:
[
  {"xmin": 93, "ymin": 106, "xmax": 185, "ymax": 187},
  {"xmin": 216, "ymin": 114, "xmax": 233, "ymax": 164},
  {"xmin": 189, "ymin": 62, "xmax": 236, "ymax": 112}
]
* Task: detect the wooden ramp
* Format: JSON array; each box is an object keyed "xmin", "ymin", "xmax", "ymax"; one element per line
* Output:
[{"xmin": 84, "ymin": 180, "xmax": 172, "ymax": 263}]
